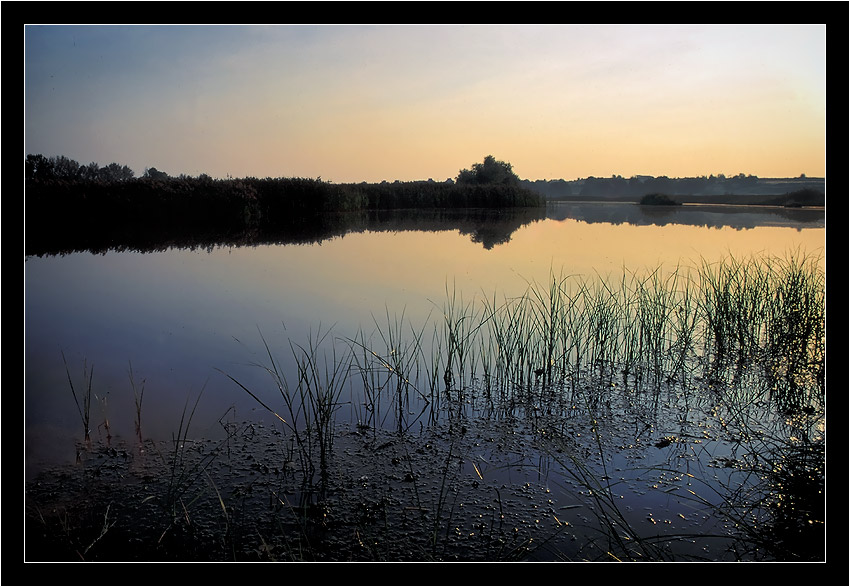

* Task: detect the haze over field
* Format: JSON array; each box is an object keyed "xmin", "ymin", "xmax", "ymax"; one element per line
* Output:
[{"xmin": 25, "ymin": 24, "xmax": 826, "ymax": 183}]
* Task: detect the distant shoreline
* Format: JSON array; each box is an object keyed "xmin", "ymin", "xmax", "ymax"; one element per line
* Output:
[
  {"xmin": 680, "ymin": 202, "xmax": 825, "ymax": 210},
  {"xmin": 547, "ymin": 200, "xmax": 825, "ymax": 210},
  {"xmin": 546, "ymin": 194, "xmax": 825, "ymax": 208}
]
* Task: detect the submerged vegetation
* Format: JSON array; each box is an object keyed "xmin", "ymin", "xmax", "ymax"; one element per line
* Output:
[{"xmin": 26, "ymin": 251, "xmax": 826, "ymax": 562}]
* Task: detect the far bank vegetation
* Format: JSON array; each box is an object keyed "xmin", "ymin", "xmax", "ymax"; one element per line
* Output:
[
  {"xmin": 639, "ymin": 193, "xmax": 681, "ymax": 206},
  {"xmin": 25, "ymin": 154, "xmax": 544, "ymax": 254}
]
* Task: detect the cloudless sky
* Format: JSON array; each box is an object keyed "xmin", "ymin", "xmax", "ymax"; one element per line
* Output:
[{"xmin": 24, "ymin": 24, "xmax": 826, "ymax": 182}]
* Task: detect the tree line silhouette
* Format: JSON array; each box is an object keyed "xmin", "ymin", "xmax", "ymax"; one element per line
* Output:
[
  {"xmin": 25, "ymin": 154, "xmax": 544, "ymax": 256},
  {"xmin": 521, "ymin": 173, "xmax": 825, "ymax": 202},
  {"xmin": 25, "ymin": 153, "xmax": 822, "ymax": 256}
]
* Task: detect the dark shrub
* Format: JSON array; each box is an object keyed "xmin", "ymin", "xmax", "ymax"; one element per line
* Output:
[{"xmin": 639, "ymin": 193, "xmax": 680, "ymax": 206}]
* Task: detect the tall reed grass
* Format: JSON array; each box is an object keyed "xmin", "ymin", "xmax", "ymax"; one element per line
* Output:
[
  {"xmin": 38, "ymin": 252, "xmax": 822, "ymax": 561},
  {"xmin": 333, "ymin": 250, "xmax": 823, "ymax": 430},
  {"xmin": 221, "ymin": 326, "xmax": 351, "ymax": 486},
  {"xmin": 128, "ymin": 360, "xmax": 145, "ymax": 444},
  {"xmin": 220, "ymin": 250, "xmax": 823, "ymax": 559},
  {"xmin": 346, "ymin": 307, "xmax": 431, "ymax": 434},
  {"xmin": 61, "ymin": 350, "xmax": 93, "ymax": 445}
]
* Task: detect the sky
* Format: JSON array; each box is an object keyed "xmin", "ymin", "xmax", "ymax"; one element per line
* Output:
[{"xmin": 24, "ymin": 24, "xmax": 826, "ymax": 183}]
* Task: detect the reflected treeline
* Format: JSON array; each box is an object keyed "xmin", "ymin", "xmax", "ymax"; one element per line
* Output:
[
  {"xmin": 361, "ymin": 207, "xmax": 548, "ymax": 249},
  {"xmin": 25, "ymin": 205, "xmax": 549, "ymax": 257},
  {"xmin": 546, "ymin": 201, "xmax": 825, "ymax": 230},
  {"xmin": 25, "ymin": 171, "xmax": 546, "ymax": 257},
  {"xmin": 25, "ymin": 198, "xmax": 826, "ymax": 258}
]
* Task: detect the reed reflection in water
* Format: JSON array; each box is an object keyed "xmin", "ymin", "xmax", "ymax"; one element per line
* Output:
[{"xmin": 24, "ymin": 204, "xmax": 824, "ymax": 477}]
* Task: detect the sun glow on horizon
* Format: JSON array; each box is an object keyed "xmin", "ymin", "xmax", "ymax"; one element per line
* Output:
[{"xmin": 25, "ymin": 24, "xmax": 826, "ymax": 183}]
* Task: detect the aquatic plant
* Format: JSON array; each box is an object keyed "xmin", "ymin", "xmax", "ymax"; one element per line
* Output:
[
  {"xmin": 152, "ymin": 390, "xmax": 210, "ymax": 538},
  {"xmin": 672, "ymin": 393, "xmax": 825, "ymax": 561},
  {"xmin": 128, "ymin": 360, "xmax": 145, "ymax": 444},
  {"xmin": 346, "ymin": 307, "xmax": 432, "ymax": 434},
  {"xmin": 221, "ymin": 325, "xmax": 352, "ymax": 487},
  {"xmin": 60, "ymin": 350, "xmax": 93, "ymax": 445},
  {"xmin": 94, "ymin": 390, "xmax": 111, "ymax": 444},
  {"xmin": 762, "ymin": 250, "xmax": 826, "ymax": 410},
  {"xmin": 291, "ymin": 328, "xmax": 352, "ymax": 485}
]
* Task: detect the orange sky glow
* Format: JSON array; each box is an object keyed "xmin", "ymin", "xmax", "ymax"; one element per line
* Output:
[{"xmin": 25, "ymin": 24, "xmax": 826, "ymax": 183}]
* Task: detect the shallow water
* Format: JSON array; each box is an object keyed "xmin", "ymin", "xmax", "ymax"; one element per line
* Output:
[
  {"xmin": 24, "ymin": 203, "xmax": 824, "ymax": 467},
  {"xmin": 24, "ymin": 202, "xmax": 825, "ymax": 561},
  {"xmin": 25, "ymin": 374, "xmax": 824, "ymax": 561}
]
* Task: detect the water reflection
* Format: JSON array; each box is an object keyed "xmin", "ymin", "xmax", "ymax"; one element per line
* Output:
[
  {"xmin": 24, "ymin": 205, "xmax": 825, "ymax": 481},
  {"xmin": 25, "ymin": 202, "xmax": 823, "ymax": 258},
  {"xmin": 25, "ymin": 207, "xmax": 549, "ymax": 257},
  {"xmin": 547, "ymin": 201, "xmax": 825, "ymax": 230},
  {"xmin": 24, "ymin": 204, "xmax": 825, "ymax": 561}
]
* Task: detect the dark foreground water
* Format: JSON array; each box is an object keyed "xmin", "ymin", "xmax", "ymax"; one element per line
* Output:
[
  {"xmin": 25, "ymin": 370, "xmax": 825, "ymax": 562},
  {"xmin": 24, "ymin": 203, "xmax": 826, "ymax": 562}
]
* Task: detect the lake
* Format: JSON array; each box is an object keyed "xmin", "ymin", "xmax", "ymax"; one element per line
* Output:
[{"xmin": 24, "ymin": 202, "xmax": 825, "ymax": 561}]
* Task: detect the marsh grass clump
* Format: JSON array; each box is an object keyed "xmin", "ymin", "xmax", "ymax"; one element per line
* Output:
[
  {"xmin": 61, "ymin": 350, "xmax": 94, "ymax": 446},
  {"xmin": 435, "ymin": 282, "xmax": 489, "ymax": 399},
  {"xmin": 148, "ymin": 389, "xmax": 231, "ymax": 545},
  {"xmin": 128, "ymin": 360, "xmax": 146, "ymax": 444},
  {"xmin": 671, "ymin": 391, "xmax": 825, "ymax": 561},
  {"xmin": 762, "ymin": 251, "xmax": 826, "ymax": 410},
  {"xmin": 346, "ymin": 307, "xmax": 432, "ymax": 434},
  {"xmin": 219, "ymin": 249, "xmax": 823, "ymax": 560},
  {"xmin": 291, "ymin": 329, "xmax": 352, "ymax": 484},
  {"xmin": 694, "ymin": 250, "xmax": 824, "ymax": 413},
  {"xmin": 760, "ymin": 436, "xmax": 825, "ymax": 560},
  {"xmin": 697, "ymin": 255, "xmax": 771, "ymax": 366},
  {"xmin": 406, "ymin": 250, "xmax": 823, "ymax": 415},
  {"xmin": 221, "ymin": 325, "xmax": 352, "ymax": 488}
]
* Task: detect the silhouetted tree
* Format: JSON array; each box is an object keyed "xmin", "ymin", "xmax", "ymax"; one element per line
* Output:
[
  {"xmin": 143, "ymin": 167, "xmax": 169, "ymax": 181},
  {"xmin": 639, "ymin": 193, "xmax": 680, "ymax": 206},
  {"xmin": 80, "ymin": 162, "xmax": 101, "ymax": 182},
  {"xmin": 51, "ymin": 155, "xmax": 82, "ymax": 180},
  {"xmin": 25, "ymin": 154, "xmax": 54, "ymax": 181},
  {"xmin": 456, "ymin": 155, "xmax": 520, "ymax": 186},
  {"xmin": 26, "ymin": 154, "xmax": 91, "ymax": 181},
  {"xmin": 99, "ymin": 162, "xmax": 135, "ymax": 182}
]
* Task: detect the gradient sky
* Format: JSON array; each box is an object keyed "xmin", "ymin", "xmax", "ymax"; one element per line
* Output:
[{"xmin": 24, "ymin": 24, "xmax": 826, "ymax": 183}]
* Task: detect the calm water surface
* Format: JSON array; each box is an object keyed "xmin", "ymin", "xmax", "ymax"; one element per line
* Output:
[{"xmin": 24, "ymin": 203, "xmax": 825, "ymax": 479}]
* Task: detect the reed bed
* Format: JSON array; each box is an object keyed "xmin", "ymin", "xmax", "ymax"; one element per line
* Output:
[
  {"xmin": 346, "ymin": 307, "xmax": 432, "ymax": 433},
  {"xmin": 221, "ymin": 326, "xmax": 352, "ymax": 487},
  {"xmin": 303, "ymin": 250, "xmax": 825, "ymax": 437},
  {"xmin": 208, "ymin": 250, "xmax": 824, "ymax": 560},
  {"xmin": 61, "ymin": 350, "xmax": 94, "ymax": 446},
  {"xmin": 33, "ymin": 252, "xmax": 824, "ymax": 562}
]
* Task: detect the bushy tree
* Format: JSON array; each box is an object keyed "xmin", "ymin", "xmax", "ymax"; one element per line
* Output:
[
  {"xmin": 639, "ymin": 193, "xmax": 680, "ymax": 206},
  {"xmin": 80, "ymin": 162, "xmax": 101, "ymax": 181},
  {"xmin": 51, "ymin": 155, "xmax": 81, "ymax": 180},
  {"xmin": 25, "ymin": 154, "xmax": 54, "ymax": 181},
  {"xmin": 143, "ymin": 167, "xmax": 169, "ymax": 181},
  {"xmin": 26, "ymin": 154, "xmax": 89, "ymax": 181},
  {"xmin": 99, "ymin": 162, "xmax": 135, "ymax": 182},
  {"xmin": 456, "ymin": 155, "xmax": 520, "ymax": 186}
]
